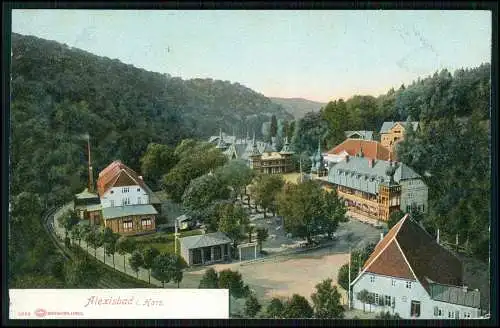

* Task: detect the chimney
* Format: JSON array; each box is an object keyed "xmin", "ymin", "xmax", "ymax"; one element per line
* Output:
[
  {"xmin": 345, "ymin": 155, "xmax": 349, "ymax": 162},
  {"xmin": 368, "ymin": 158, "xmax": 374, "ymax": 168}
]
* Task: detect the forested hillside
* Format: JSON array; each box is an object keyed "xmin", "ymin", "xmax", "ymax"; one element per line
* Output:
[
  {"xmin": 292, "ymin": 64, "xmax": 491, "ymax": 262},
  {"xmin": 10, "ymin": 33, "xmax": 291, "ymax": 204},
  {"xmin": 270, "ymin": 97, "xmax": 325, "ymax": 119}
]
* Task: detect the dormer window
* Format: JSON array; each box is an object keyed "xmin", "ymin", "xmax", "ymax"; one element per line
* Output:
[
  {"xmin": 123, "ymin": 187, "xmax": 129, "ymax": 193},
  {"xmin": 110, "ymin": 190, "xmax": 114, "ymax": 194}
]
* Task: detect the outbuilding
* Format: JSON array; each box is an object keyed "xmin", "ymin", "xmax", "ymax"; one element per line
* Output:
[{"xmin": 179, "ymin": 232, "xmax": 232, "ymax": 266}]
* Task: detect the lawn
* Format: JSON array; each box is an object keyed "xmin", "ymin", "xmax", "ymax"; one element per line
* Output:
[{"xmin": 130, "ymin": 229, "xmax": 204, "ymax": 254}]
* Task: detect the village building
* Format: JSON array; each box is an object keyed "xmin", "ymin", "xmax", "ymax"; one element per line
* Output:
[
  {"xmin": 74, "ymin": 188, "xmax": 102, "ymax": 225},
  {"xmin": 350, "ymin": 214, "xmax": 481, "ymax": 319},
  {"xmin": 344, "ymin": 130, "xmax": 374, "ymax": 140},
  {"xmin": 379, "ymin": 121, "xmax": 419, "ymax": 153},
  {"xmin": 179, "ymin": 232, "xmax": 232, "ymax": 266},
  {"xmin": 310, "ymin": 140, "xmax": 328, "ymax": 178},
  {"xmin": 324, "ymin": 138, "xmax": 393, "ymax": 167},
  {"xmin": 175, "ymin": 214, "xmax": 193, "ymax": 231},
  {"xmin": 248, "ymin": 136, "xmax": 294, "ymax": 174},
  {"xmin": 95, "ymin": 160, "xmax": 161, "ymax": 235},
  {"xmin": 320, "ymin": 154, "xmax": 428, "ymax": 222}
]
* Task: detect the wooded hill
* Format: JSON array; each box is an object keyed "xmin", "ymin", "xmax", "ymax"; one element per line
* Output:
[
  {"xmin": 270, "ymin": 97, "xmax": 325, "ymax": 119},
  {"xmin": 10, "ymin": 32, "xmax": 292, "ymax": 203}
]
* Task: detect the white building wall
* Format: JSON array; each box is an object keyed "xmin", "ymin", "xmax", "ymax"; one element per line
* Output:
[
  {"xmin": 100, "ymin": 185, "xmax": 150, "ymax": 208},
  {"xmin": 352, "ymin": 273, "xmax": 480, "ymax": 319},
  {"xmin": 400, "ymin": 179, "xmax": 428, "ymax": 213}
]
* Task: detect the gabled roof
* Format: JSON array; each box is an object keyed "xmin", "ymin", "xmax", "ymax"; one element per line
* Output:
[
  {"xmin": 75, "ymin": 188, "xmax": 99, "ymax": 200},
  {"xmin": 102, "ymin": 204, "xmax": 158, "ymax": 220},
  {"xmin": 327, "ymin": 139, "xmax": 392, "ymax": 161},
  {"xmin": 97, "ymin": 160, "xmax": 151, "ymax": 197},
  {"xmin": 352, "ymin": 214, "xmax": 464, "ymax": 296},
  {"xmin": 379, "ymin": 121, "xmax": 419, "ymax": 134},
  {"xmin": 344, "ymin": 130, "xmax": 374, "ymax": 140},
  {"xmin": 179, "ymin": 232, "xmax": 232, "ymax": 249}
]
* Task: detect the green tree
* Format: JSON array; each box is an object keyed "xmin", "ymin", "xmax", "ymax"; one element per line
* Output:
[
  {"xmin": 387, "ymin": 210, "xmax": 405, "ymax": 229},
  {"xmin": 266, "ymin": 297, "xmax": 285, "ymax": 318},
  {"xmin": 218, "ymin": 203, "xmax": 249, "ymax": 247},
  {"xmin": 116, "ymin": 237, "xmax": 136, "ymax": 273},
  {"xmin": 246, "ymin": 225, "xmax": 255, "ymax": 243},
  {"xmin": 337, "ymin": 263, "xmax": 356, "ymax": 292},
  {"xmin": 70, "ymin": 223, "xmax": 83, "ymax": 247},
  {"xmin": 356, "ymin": 289, "xmax": 369, "ymax": 313},
  {"xmin": 171, "ymin": 254, "xmax": 186, "ymax": 288},
  {"xmin": 277, "ymin": 180, "xmax": 324, "ymax": 243},
  {"xmin": 64, "ymin": 259, "xmax": 99, "ymax": 288},
  {"xmin": 310, "ymin": 278, "xmax": 344, "ymax": 318},
  {"xmin": 321, "ymin": 99, "xmax": 350, "ymax": 148},
  {"xmin": 270, "ymin": 115, "xmax": 278, "ymax": 138},
  {"xmin": 58, "ymin": 210, "xmax": 79, "ymax": 240},
  {"xmin": 256, "ymin": 227, "xmax": 269, "ymax": 253},
  {"xmin": 282, "ymin": 294, "xmax": 314, "ymax": 318},
  {"xmin": 182, "ymin": 173, "xmax": 230, "ymax": 220},
  {"xmin": 142, "ymin": 247, "xmax": 160, "ymax": 284},
  {"xmin": 151, "ymin": 253, "xmax": 185, "ymax": 288},
  {"xmin": 321, "ymin": 188, "xmax": 347, "ymax": 238},
  {"xmin": 103, "ymin": 227, "xmax": 119, "ymax": 268},
  {"xmin": 244, "ymin": 294, "xmax": 262, "ymax": 318},
  {"xmin": 218, "ymin": 269, "xmax": 248, "ymax": 299},
  {"xmin": 250, "ymin": 174, "xmax": 284, "ymax": 218},
  {"xmin": 129, "ymin": 250, "xmax": 144, "ymax": 279},
  {"xmin": 214, "ymin": 160, "xmax": 254, "ymax": 201},
  {"xmin": 140, "ymin": 143, "xmax": 178, "ymax": 190},
  {"xmin": 198, "ymin": 268, "xmax": 219, "ymax": 289}
]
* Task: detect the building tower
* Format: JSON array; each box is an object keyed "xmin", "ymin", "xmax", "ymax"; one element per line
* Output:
[
  {"xmin": 248, "ymin": 132, "xmax": 262, "ymax": 170},
  {"xmin": 377, "ymin": 161, "xmax": 401, "ymax": 221}
]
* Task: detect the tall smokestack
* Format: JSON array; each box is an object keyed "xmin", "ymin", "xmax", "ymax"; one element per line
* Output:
[{"xmin": 87, "ymin": 134, "xmax": 94, "ymax": 193}]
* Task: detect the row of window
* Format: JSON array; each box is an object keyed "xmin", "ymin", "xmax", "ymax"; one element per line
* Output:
[
  {"xmin": 123, "ymin": 219, "xmax": 152, "ymax": 230},
  {"xmin": 434, "ymin": 307, "xmax": 472, "ymax": 319},
  {"xmin": 110, "ymin": 187, "xmax": 141, "ymax": 194},
  {"xmin": 109, "ymin": 197, "xmax": 144, "ymax": 207},
  {"xmin": 369, "ymin": 276, "xmax": 412, "ymax": 289},
  {"xmin": 405, "ymin": 204, "xmax": 425, "ymax": 212}
]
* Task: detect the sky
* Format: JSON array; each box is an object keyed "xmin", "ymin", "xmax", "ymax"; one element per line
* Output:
[{"xmin": 12, "ymin": 10, "xmax": 491, "ymax": 103}]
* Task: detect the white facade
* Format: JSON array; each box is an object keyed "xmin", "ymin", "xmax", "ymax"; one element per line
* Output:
[
  {"xmin": 400, "ymin": 178, "xmax": 428, "ymax": 213},
  {"xmin": 100, "ymin": 185, "xmax": 150, "ymax": 209},
  {"xmin": 351, "ymin": 273, "xmax": 480, "ymax": 319}
]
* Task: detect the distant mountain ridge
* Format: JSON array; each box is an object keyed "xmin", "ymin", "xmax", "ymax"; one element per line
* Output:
[{"xmin": 270, "ymin": 97, "xmax": 326, "ymax": 119}]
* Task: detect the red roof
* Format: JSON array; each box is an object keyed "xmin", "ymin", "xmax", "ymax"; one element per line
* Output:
[
  {"xmin": 97, "ymin": 160, "xmax": 147, "ymax": 197},
  {"xmin": 327, "ymin": 139, "xmax": 392, "ymax": 161},
  {"xmin": 357, "ymin": 214, "xmax": 464, "ymax": 293}
]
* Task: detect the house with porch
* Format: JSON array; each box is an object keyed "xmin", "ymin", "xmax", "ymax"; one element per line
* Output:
[
  {"xmin": 179, "ymin": 232, "xmax": 232, "ymax": 266},
  {"xmin": 96, "ymin": 160, "xmax": 159, "ymax": 235},
  {"xmin": 379, "ymin": 121, "xmax": 419, "ymax": 153},
  {"xmin": 350, "ymin": 214, "xmax": 481, "ymax": 319}
]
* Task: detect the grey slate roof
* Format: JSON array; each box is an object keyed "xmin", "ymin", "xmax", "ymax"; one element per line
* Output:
[
  {"xmin": 175, "ymin": 214, "xmax": 191, "ymax": 223},
  {"xmin": 102, "ymin": 204, "xmax": 158, "ymax": 220},
  {"xmin": 379, "ymin": 121, "xmax": 419, "ymax": 134},
  {"xmin": 327, "ymin": 156, "xmax": 422, "ymax": 195},
  {"xmin": 180, "ymin": 232, "xmax": 232, "ymax": 249},
  {"xmin": 429, "ymin": 283, "xmax": 481, "ymax": 309},
  {"xmin": 344, "ymin": 130, "xmax": 374, "ymax": 140},
  {"xmin": 75, "ymin": 204, "xmax": 102, "ymax": 212},
  {"xmin": 75, "ymin": 188, "xmax": 100, "ymax": 200}
]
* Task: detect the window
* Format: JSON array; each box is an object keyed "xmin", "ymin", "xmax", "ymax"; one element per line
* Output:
[
  {"xmin": 110, "ymin": 190, "xmax": 114, "ymax": 194},
  {"xmin": 374, "ymin": 294, "xmax": 379, "ymax": 305},
  {"xmin": 370, "ymin": 275, "xmax": 375, "ymax": 283},
  {"xmin": 464, "ymin": 312, "xmax": 471, "ymax": 318},
  {"xmin": 410, "ymin": 300, "xmax": 421, "ymax": 317},
  {"xmin": 434, "ymin": 307, "xmax": 443, "ymax": 317},
  {"xmin": 123, "ymin": 187, "xmax": 130, "ymax": 193},
  {"xmin": 123, "ymin": 221, "xmax": 133, "ymax": 230},
  {"xmin": 137, "ymin": 197, "xmax": 142, "ymax": 204},
  {"xmin": 385, "ymin": 296, "xmax": 391, "ymax": 306},
  {"xmin": 406, "ymin": 281, "xmax": 412, "ymax": 289},
  {"xmin": 141, "ymin": 218, "xmax": 152, "ymax": 228},
  {"xmin": 137, "ymin": 188, "xmax": 140, "ymax": 192},
  {"xmin": 122, "ymin": 197, "xmax": 130, "ymax": 205},
  {"xmin": 110, "ymin": 200, "xmax": 115, "ymax": 207},
  {"xmin": 401, "ymin": 296, "xmax": 407, "ymax": 302},
  {"xmin": 391, "ymin": 279, "xmax": 396, "ymax": 286},
  {"xmin": 406, "ymin": 205, "xmax": 411, "ymax": 212}
]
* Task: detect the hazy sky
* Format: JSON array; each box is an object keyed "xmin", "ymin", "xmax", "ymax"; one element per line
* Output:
[{"xmin": 12, "ymin": 10, "xmax": 491, "ymax": 103}]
